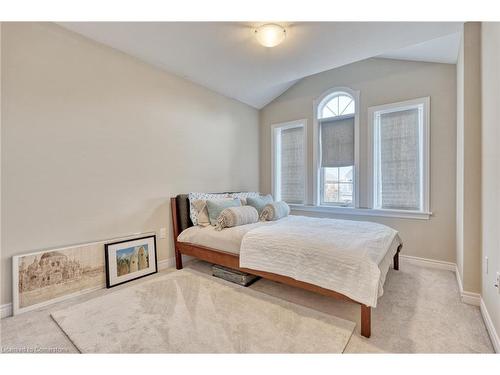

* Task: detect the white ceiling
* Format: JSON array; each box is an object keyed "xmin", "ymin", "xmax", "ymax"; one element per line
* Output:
[
  {"xmin": 379, "ymin": 32, "xmax": 462, "ymax": 64},
  {"xmin": 59, "ymin": 22, "xmax": 463, "ymax": 109}
]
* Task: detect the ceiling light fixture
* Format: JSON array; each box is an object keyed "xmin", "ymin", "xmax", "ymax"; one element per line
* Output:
[{"xmin": 254, "ymin": 24, "xmax": 286, "ymax": 48}]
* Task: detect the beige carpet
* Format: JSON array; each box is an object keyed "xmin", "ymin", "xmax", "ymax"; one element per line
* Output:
[{"xmin": 50, "ymin": 268, "xmax": 355, "ymax": 353}]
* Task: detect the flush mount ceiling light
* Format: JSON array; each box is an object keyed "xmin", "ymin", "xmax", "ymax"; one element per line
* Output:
[{"xmin": 254, "ymin": 24, "xmax": 286, "ymax": 48}]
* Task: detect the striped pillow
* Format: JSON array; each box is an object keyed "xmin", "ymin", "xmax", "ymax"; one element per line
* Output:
[
  {"xmin": 215, "ymin": 206, "xmax": 259, "ymax": 231},
  {"xmin": 260, "ymin": 201, "xmax": 290, "ymax": 221}
]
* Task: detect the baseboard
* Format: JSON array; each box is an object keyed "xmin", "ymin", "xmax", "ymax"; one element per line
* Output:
[
  {"xmin": 157, "ymin": 255, "xmax": 192, "ymax": 271},
  {"xmin": 158, "ymin": 257, "xmax": 176, "ymax": 270},
  {"xmin": 400, "ymin": 254, "xmax": 456, "ymax": 271},
  {"xmin": 455, "ymin": 265, "xmax": 481, "ymax": 306},
  {"xmin": 461, "ymin": 291, "xmax": 481, "ymax": 306},
  {"xmin": 400, "ymin": 254, "xmax": 481, "ymax": 306},
  {"xmin": 1, "ymin": 303, "xmax": 13, "ymax": 319},
  {"xmin": 480, "ymin": 298, "xmax": 500, "ymax": 353}
]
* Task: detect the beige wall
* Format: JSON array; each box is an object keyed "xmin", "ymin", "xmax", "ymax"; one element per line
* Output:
[
  {"xmin": 0, "ymin": 22, "xmax": 2, "ymax": 309},
  {"xmin": 481, "ymin": 21, "xmax": 500, "ymax": 346},
  {"xmin": 260, "ymin": 58, "xmax": 457, "ymax": 262},
  {"xmin": 456, "ymin": 30, "xmax": 464, "ymax": 279},
  {"xmin": 456, "ymin": 23, "xmax": 482, "ymax": 294},
  {"xmin": 0, "ymin": 23, "xmax": 259, "ymax": 305}
]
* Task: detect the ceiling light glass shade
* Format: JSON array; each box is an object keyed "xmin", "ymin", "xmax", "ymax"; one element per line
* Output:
[{"xmin": 254, "ymin": 24, "xmax": 286, "ymax": 47}]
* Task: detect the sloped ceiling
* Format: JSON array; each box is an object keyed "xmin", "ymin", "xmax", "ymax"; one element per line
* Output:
[
  {"xmin": 59, "ymin": 22, "xmax": 463, "ymax": 108},
  {"xmin": 379, "ymin": 32, "xmax": 462, "ymax": 64}
]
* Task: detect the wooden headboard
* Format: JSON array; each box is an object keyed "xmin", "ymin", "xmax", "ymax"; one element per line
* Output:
[{"xmin": 171, "ymin": 194, "xmax": 192, "ymax": 239}]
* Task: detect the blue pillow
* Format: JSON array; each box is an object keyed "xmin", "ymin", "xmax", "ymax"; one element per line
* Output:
[
  {"xmin": 206, "ymin": 199, "xmax": 242, "ymax": 226},
  {"xmin": 246, "ymin": 194, "xmax": 274, "ymax": 215}
]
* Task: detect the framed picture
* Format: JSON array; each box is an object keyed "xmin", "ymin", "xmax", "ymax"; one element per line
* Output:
[{"xmin": 105, "ymin": 235, "xmax": 157, "ymax": 288}]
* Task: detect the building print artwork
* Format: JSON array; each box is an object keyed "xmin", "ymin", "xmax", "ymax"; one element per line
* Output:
[
  {"xmin": 13, "ymin": 242, "xmax": 106, "ymax": 314},
  {"xmin": 105, "ymin": 235, "xmax": 157, "ymax": 288},
  {"xmin": 116, "ymin": 245, "xmax": 150, "ymax": 276},
  {"xmin": 20, "ymin": 251, "xmax": 82, "ymax": 291}
]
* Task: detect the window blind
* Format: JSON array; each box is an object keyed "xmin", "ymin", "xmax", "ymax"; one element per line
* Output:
[
  {"xmin": 320, "ymin": 116, "xmax": 354, "ymax": 168},
  {"xmin": 280, "ymin": 126, "xmax": 304, "ymax": 204},
  {"xmin": 378, "ymin": 108, "xmax": 421, "ymax": 210}
]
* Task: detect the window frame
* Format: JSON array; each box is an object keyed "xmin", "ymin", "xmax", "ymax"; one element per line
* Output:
[
  {"xmin": 319, "ymin": 165, "xmax": 355, "ymax": 207},
  {"xmin": 313, "ymin": 87, "xmax": 360, "ymax": 208},
  {"xmin": 367, "ymin": 96, "xmax": 431, "ymax": 215},
  {"xmin": 271, "ymin": 119, "xmax": 308, "ymax": 204}
]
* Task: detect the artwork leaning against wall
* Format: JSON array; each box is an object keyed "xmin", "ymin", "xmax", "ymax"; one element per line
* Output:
[
  {"xmin": 11, "ymin": 232, "xmax": 156, "ymax": 315},
  {"xmin": 13, "ymin": 243, "xmax": 106, "ymax": 314}
]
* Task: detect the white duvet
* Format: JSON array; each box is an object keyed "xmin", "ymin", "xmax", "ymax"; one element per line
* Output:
[{"xmin": 239, "ymin": 215, "xmax": 400, "ymax": 307}]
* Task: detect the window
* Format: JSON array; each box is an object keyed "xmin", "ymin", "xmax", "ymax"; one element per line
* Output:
[
  {"xmin": 369, "ymin": 97, "xmax": 430, "ymax": 213},
  {"xmin": 315, "ymin": 89, "xmax": 359, "ymax": 207},
  {"xmin": 272, "ymin": 120, "xmax": 307, "ymax": 204}
]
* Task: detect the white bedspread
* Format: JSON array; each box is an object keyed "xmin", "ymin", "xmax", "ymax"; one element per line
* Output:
[{"xmin": 239, "ymin": 215, "xmax": 400, "ymax": 307}]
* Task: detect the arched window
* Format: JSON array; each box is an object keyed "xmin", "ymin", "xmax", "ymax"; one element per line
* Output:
[
  {"xmin": 315, "ymin": 89, "xmax": 358, "ymax": 207},
  {"xmin": 319, "ymin": 92, "xmax": 355, "ymax": 119}
]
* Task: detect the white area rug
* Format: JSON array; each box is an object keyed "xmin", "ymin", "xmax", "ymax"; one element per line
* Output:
[{"xmin": 50, "ymin": 269, "xmax": 355, "ymax": 353}]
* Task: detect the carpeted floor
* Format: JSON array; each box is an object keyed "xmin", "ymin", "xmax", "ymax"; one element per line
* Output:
[
  {"xmin": 50, "ymin": 268, "xmax": 355, "ymax": 353},
  {"xmin": 0, "ymin": 259, "xmax": 495, "ymax": 353}
]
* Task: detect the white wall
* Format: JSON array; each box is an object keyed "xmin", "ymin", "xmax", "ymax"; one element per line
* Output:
[
  {"xmin": 260, "ymin": 58, "xmax": 457, "ymax": 263},
  {"xmin": 481, "ymin": 21, "xmax": 500, "ymax": 346},
  {"xmin": 0, "ymin": 23, "xmax": 260, "ymax": 305}
]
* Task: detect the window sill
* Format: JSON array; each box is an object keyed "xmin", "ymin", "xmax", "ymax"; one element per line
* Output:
[{"xmin": 288, "ymin": 204, "xmax": 432, "ymax": 220}]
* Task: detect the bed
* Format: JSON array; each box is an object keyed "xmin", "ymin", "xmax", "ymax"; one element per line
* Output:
[{"xmin": 170, "ymin": 194, "xmax": 402, "ymax": 338}]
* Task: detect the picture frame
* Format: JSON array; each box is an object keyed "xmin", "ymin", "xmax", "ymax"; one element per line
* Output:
[{"xmin": 104, "ymin": 235, "xmax": 157, "ymax": 288}]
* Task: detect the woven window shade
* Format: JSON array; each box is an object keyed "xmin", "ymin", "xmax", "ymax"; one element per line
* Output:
[
  {"xmin": 379, "ymin": 108, "xmax": 420, "ymax": 210},
  {"xmin": 320, "ymin": 116, "xmax": 354, "ymax": 168},
  {"xmin": 280, "ymin": 127, "xmax": 304, "ymax": 204}
]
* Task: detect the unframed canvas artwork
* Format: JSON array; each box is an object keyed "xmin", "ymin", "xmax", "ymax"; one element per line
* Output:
[{"xmin": 13, "ymin": 243, "xmax": 106, "ymax": 314}]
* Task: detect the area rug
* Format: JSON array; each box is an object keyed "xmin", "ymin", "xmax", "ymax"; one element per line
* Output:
[{"xmin": 50, "ymin": 269, "xmax": 355, "ymax": 353}]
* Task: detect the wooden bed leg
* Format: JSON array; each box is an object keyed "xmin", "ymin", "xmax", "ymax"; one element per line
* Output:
[
  {"xmin": 393, "ymin": 245, "xmax": 401, "ymax": 271},
  {"xmin": 170, "ymin": 196, "xmax": 183, "ymax": 270},
  {"xmin": 175, "ymin": 248, "xmax": 183, "ymax": 270},
  {"xmin": 361, "ymin": 305, "xmax": 371, "ymax": 338}
]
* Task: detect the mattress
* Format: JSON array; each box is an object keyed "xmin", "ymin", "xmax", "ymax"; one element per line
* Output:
[
  {"xmin": 177, "ymin": 220, "xmax": 276, "ymax": 254},
  {"xmin": 177, "ymin": 215, "xmax": 400, "ymax": 266}
]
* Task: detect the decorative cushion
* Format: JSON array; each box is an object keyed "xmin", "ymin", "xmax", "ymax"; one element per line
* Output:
[
  {"xmin": 260, "ymin": 201, "xmax": 291, "ymax": 221},
  {"xmin": 230, "ymin": 192, "xmax": 260, "ymax": 204},
  {"xmin": 206, "ymin": 199, "xmax": 242, "ymax": 226},
  {"xmin": 192, "ymin": 198, "xmax": 233, "ymax": 227},
  {"xmin": 188, "ymin": 192, "xmax": 228, "ymax": 225},
  {"xmin": 215, "ymin": 206, "xmax": 259, "ymax": 231},
  {"xmin": 246, "ymin": 194, "xmax": 274, "ymax": 215}
]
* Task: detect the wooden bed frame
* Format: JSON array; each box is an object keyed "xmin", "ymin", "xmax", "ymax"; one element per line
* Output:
[{"xmin": 170, "ymin": 196, "xmax": 401, "ymax": 338}]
